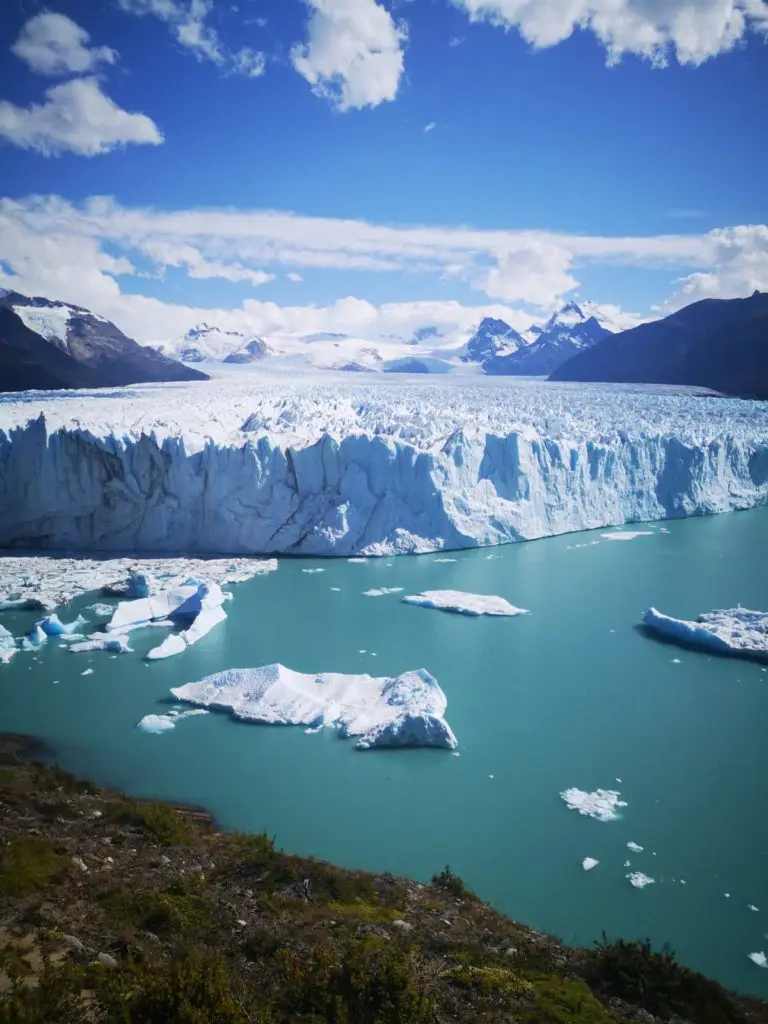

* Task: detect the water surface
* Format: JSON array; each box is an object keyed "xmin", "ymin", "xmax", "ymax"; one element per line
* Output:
[{"xmin": 1, "ymin": 509, "xmax": 767, "ymax": 996}]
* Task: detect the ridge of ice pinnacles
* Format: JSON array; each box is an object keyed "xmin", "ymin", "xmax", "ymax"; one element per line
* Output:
[
  {"xmin": 402, "ymin": 590, "xmax": 529, "ymax": 616},
  {"xmin": 169, "ymin": 664, "xmax": 458, "ymax": 750},
  {"xmin": 643, "ymin": 607, "xmax": 768, "ymax": 660}
]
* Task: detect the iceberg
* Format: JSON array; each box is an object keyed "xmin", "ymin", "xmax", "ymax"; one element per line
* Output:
[
  {"xmin": 642, "ymin": 607, "xmax": 768, "ymax": 661},
  {"xmin": 582, "ymin": 858, "xmax": 599, "ymax": 871},
  {"xmin": 145, "ymin": 605, "xmax": 226, "ymax": 660},
  {"xmin": 601, "ymin": 530, "xmax": 654, "ymax": 541},
  {"xmin": 627, "ymin": 841, "xmax": 644, "ymax": 853},
  {"xmin": 137, "ymin": 708, "xmax": 210, "ymax": 733},
  {"xmin": 69, "ymin": 633, "xmax": 132, "ymax": 654},
  {"xmin": 402, "ymin": 590, "xmax": 529, "ymax": 617},
  {"xmin": 0, "ymin": 624, "xmax": 17, "ymax": 664},
  {"xmin": 108, "ymin": 581, "xmax": 227, "ymax": 633},
  {"xmin": 560, "ymin": 788, "xmax": 627, "ymax": 822},
  {"xmin": 38, "ymin": 613, "xmax": 87, "ymax": 636},
  {"xmin": 0, "ymin": 378, "xmax": 766, "ymax": 557},
  {"xmin": 363, "ymin": 587, "xmax": 404, "ymax": 597},
  {"xmin": 749, "ymin": 952, "xmax": 767, "ymax": 969},
  {"xmin": 21, "ymin": 624, "xmax": 48, "ymax": 650},
  {"xmin": 169, "ymin": 663, "xmax": 458, "ymax": 750}
]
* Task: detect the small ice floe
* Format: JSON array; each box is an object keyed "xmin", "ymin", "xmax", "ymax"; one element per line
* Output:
[
  {"xmin": 137, "ymin": 708, "xmax": 210, "ymax": 734},
  {"xmin": 582, "ymin": 858, "xmax": 599, "ymax": 871},
  {"xmin": 403, "ymin": 590, "xmax": 529, "ymax": 617},
  {"xmin": 601, "ymin": 531, "xmax": 654, "ymax": 542},
  {"xmin": 347, "ymin": 557, "xmax": 368, "ymax": 564},
  {"xmin": 627, "ymin": 842, "xmax": 644, "ymax": 853},
  {"xmin": 748, "ymin": 952, "xmax": 767, "ymax": 968},
  {"xmin": 302, "ymin": 568, "xmax": 325, "ymax": 574},
  {"xmin": 81, "ymin": 668, "xmax": 94, "ymax": 676},
  {"xmin": 359, "ymin": 649, "xmax": 367, "ymax": 654},
  {"xmin": 724, "ymin": 893, "xmax": 731, "ymax": 898},
  {"xmin": 749, "ymin": 905, "xmax": 760, "ymax": 912},
  {"xmin": 615, "ymin": 777, "xmax": 622, "ymax": 783},
  {"xmin": 680, "ymin": 879, "xmax": 686, "ymax": 885},
  {"xmin": 69, "ymin": 632, "xmax": 132, "ymax": 654},
  {"xmin": 363, "ymin": 588, "xmax": 404, "ymax": 597},
  {"xmin": 433, "ymin": 557, "xmax": 457, "ymax": 563},
  {"xmin": 642, "ymin": 607, "xmax": 768, "ymax": 661},
  {"xmin": 560, "ymin": 788, "xmax": 627, "ymax": 822},
  {"xmin": 169, "ymin": 663, "xmax": 458, "ymax": 751},
  {"xmin": 330, "ymin": 587, "xmax": 342, "ymax": 592},
  {"xmin": 671, "ymin": 658, "xmax": 682, "ymax": 664},
  {"xmin": 627, "ymin": 872, "xmax": 655, "ymax": 889},
  {"xmin": 624, "ymin": 860, "xmax": 632, "ymax": 868},
  {"xmin": 87, "ymin": 603, "xmax": 115, "ymax": 618},
  {"xmin": 488, "ymin": 774, "xmax": 495, "ymax": 779}
]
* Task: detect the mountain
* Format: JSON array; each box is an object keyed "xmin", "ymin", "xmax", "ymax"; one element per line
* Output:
[
  {"xmin": 551, "ymin": 292, "xmax": 768, "ymax": 399},
  {"xmin": 482, "ymin": 301, "xmax": 623, "ymax": 376},
  {"xmin": 462, "ymin": 317, "xmax": 525, "ymax": 364},
  {"xmin": 0, "ymin": 290, "xmax": 207, "ymax": 393},
  {"xmin": 162, "ymin": 322, "xmax": 270, "ymax": 363}
]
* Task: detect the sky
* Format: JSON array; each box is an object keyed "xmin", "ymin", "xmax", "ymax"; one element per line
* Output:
[{"xmin": 0, "ymin": 0, "xmax": 766, "ymax": 343}]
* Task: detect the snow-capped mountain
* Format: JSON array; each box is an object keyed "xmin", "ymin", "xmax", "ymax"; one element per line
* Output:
[
  {"xmin": 0, "ymin": 290, "xmax": 207, "ymax": 393},
  {"xmin": 160, "ymin": 322, "xmax": 269, "ymax": 363},
  {"xmin": 462, "ymin": 317, "xmax": 526, "ymax": 364},
  {"xmin": 483, "ymin": 301, "xmax": 637, "ymax": 376}
]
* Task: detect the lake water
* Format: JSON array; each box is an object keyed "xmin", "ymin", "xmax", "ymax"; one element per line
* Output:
[{"xmin": 1, "ymin": 509, "xmax": 767, "ymax": 996}]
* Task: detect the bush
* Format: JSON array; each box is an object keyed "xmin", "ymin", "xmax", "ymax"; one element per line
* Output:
[
  {"xmin": 0, "ymin": 838, "xmax": 65, "ymax": 897},
  {"xmin": 111, "ymin": 799, "xmax": 194, "ymax": 846},
  {"xmin": 104, "ymin": 881, "xmax": 213, "ymax": 937},
  {"xmin": 585, "ymin": 936, "xmax": 742, "ymax": 1024},
  {"xmin": 431, "ymin": 865, "xmax": 475, "ymax": 900}
]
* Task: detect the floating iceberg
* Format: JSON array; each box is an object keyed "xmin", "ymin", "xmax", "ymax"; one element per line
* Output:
[
  {"xmin": 69, "ymin": 633, "xmax": 132, "ymax": 654},
  {"xmin": 627, "ymin": 872, "xmax": 655, "ymax": 889},
  {"xmin": 137, "ymin": 708, "xmax": 210, "ymax": 733},
  {"xmin": 643, "ymin": 607, "xmax": 768, "ymax": 661},
  {"xmin": 561, "ymin": 788, "xmax": 627, "ymax": 822},
  {"xmin": 363, "ymin": 587, "xmax": 404, "ymax": 597},
  {"xmin": 21, "ymin": 624, "xmax": 48, "ymax": 650},
  {"xmin": 601, "ymin": 530, "xmax": 654, "ymax": 542},
  {"xmin": 145, "ymin": 605, "xmax": 227, "ymax": 660},
  {"xmin": 38, "ymin": 613, "xmax": 87, "ymax": 636},
  {"xmin": 627, "ymin": 841, "xmax": 644, "ymax": 853},
  {"xmin": 170, "ymin": 663, "xmax": 457, "ymax": 750},
  {"xmin": 582, "ymin": 858, "xmax": 599, "ymax": 871},
  {"xmin": 403, "ymin": 590, "xmax": 529, "ymax": 617},
  {"xmin": 749, "ymin": 952, "xmax": 767, "ymax": 969},
  {"xmin": 0, "ymin": 624, "xmax": 17, "ymax": 664},
  {"xmin": 1, "ymin": 379, "xmax": 766, "ymax": 556}
]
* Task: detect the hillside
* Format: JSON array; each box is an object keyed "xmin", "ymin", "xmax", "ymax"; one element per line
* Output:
[
  {"xmin": 551, "ymin": 293, "xmax": 768, "ymax": 399},
  {"xmin": 0, "ymin": 291, "xmax": 208, "ymax": 393},
  {"xmin": 0, "ymin": 735, "xmax": 764, "ymax": 1023}
]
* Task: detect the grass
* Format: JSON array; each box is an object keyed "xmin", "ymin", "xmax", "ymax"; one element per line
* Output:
[
  {"xmin": 0, "ymin": 838, "xmax": 65, "ymax": 897},
  {"xmin": 110, "ymin": 798, "xmax": 195, "ymax": 846}
]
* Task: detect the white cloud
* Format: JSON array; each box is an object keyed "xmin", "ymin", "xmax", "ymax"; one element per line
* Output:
[
  {"xmin": 483, "ymin": 242, "xmax": 578, "ymax": 307},
  {"xmin": 449, "ymin": 35, "xmax": 464, "ymax": 46},
  {"xmin": 287, "ymin": 272, "xmax": 304, "ymax": 282},
  {"xmin": 291, "ymin": 0, "xmax": 407, "ymax": 111},
  {"xmin": 11, "ymin": 11, "xmax": 118, "ymax": 76},
  {"xmin": 663, "ymin": 225, "xmax": 768, "ymax": 308},
  {"xmin": 424, "ymin": 120, "xmax": 436, "ymax": 132},
  {"xmin": 118, "ymin": 0, "xmax": 266, "ymax": 76},
  {"xmin": 451, "ymin": 0, "xmax": 768, "ymax": 66},
  {"xmin": 0, "ymin": 195, "xmax": 765, "ymax": 330},
  {"xmin": 0, "ymin": 77, "xmax": 163, "ymax": 157}
]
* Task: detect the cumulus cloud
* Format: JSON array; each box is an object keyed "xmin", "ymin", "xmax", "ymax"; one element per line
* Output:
[
  {"xmin": 287, "ymin": 272, "xmax": 304, "ymax": 282},
  {"xmin": 140, "ymin": 239, "xmax": 273, "ymax": 285},
  {"xmin": 424, "ymin": 121, "xmax": 436, "ymax": 132},
  {"xmin": 118, "ymin": 0, "xmax": 266, "ymax": 76},
  {"xmin": 451, "ymin": 0, "xmax": 768, "ymax": 66},
  {"xmin": 291, "ymin": 0, "xmax": 407, "ymax": 111},
  {"xmin": 483, "ymin": 242, "xmax": 577, "ymax": 307},
  {"xmin": 663, "ymin": 225, "xmax": 768, "ymax": 309},
  {"xmin": 11, "ymin": 11, "xmax": 118, "ymax": 75},
  {"xmin": 0, "ymin": 77, "xmax": 163, "ymax": 157}
]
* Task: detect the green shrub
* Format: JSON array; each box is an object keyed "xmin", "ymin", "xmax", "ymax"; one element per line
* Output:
[
  {"xmin": 0, "ymin": 838, "xmax": 64, "ymax": 897},
  {"xmin": 112, "ymin": 799, "xmax": 194, "ymax": 846},
  {"xmin": 526, "ymin": 975, "xmax": 619, "ymax": 1024},
  {"xmin": 442, "ymin": 962, "xmax": 531, "ymax": 995},
  {"xmin": 585, "ymin": 936, "xmax": 741, "ymax": 1024},
  {"xmin": 431, "ymin": 865, "xmax": 475, "ymax": 900},
  {"xmin": 103, "ymin": 881, "xmax": 212, "ymax": 936}
]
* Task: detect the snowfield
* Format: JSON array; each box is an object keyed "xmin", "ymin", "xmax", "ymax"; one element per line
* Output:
[{"xmin": 0, "ymin": 374, "xmax": 766, "ymax": 557}]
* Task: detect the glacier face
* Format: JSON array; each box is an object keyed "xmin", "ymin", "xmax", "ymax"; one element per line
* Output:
[{"xmin": 0, "ymin": 375, "xmax": 766, "ymax": 557}]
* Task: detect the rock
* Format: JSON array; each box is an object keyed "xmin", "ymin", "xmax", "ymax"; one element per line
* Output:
[
  {"xmin": 392, "ymin": 919, "xmax": 413, "ymax": 932},
  {"xmin": 96, "ymin": 952, "xmax": 118, "ymax": 968},
  {"xmin": 160, "ymin": 855, "xmax": 172, "ymax": 865},
  {"xmin": 60, "ymin": 934, "xmax": 85, "ymax": 953},
  {"xmin": 505, "ymin": 947, "xmax": 518, "ymax": 958},
  {"xmin": 71, "ymin": 856, "xmax": 89, "ymax": 872}
]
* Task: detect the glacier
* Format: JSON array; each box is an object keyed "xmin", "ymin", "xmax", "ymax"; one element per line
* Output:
[
  {"xmin": 642, "ymin": 607, "xmax": 768, "ymax": 661},
  {"xmin": 0, "ymin": 376, "xmax": 766, "ymax": 556},
  {"xmin": 169, "ymin": 663, "xmax": 458, "ymax": 750}
]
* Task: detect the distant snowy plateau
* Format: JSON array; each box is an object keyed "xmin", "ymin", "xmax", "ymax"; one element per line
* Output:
[{"xmin": 0, "ymin": 375, "xmax": 766, "ymax": 556}]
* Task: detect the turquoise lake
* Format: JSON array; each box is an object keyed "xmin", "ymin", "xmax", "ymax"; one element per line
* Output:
[{"xmin": 1, "ymin": 509, "xmax": 767, "ymax": 996}]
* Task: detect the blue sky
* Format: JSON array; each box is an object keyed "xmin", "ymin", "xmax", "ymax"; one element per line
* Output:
[{"xmin": 0, "ymin": 0, "xmax": 766, "ymax": 342}]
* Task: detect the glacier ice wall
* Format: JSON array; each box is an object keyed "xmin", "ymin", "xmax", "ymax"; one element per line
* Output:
[{"xmin": 0, "ymin": 377, "xmax": 766, "ymax": 556}]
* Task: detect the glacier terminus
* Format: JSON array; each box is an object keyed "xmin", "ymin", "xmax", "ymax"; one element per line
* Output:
[{"xmin": 0, "ymin": 374, "xmax": 766, "ymax": 557}]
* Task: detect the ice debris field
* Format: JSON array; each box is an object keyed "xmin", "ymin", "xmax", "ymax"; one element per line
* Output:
[{"xmin": 1, "ymin": 376, "xmax": 766, "ymax": 556}]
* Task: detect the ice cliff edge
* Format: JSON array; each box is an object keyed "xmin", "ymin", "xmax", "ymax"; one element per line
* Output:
[{"xmin": 0, "ymin": 379, "xmax": 766, "ymax": 556}]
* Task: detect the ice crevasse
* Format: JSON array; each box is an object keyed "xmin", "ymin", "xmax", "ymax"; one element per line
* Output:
[{"xmin": 0, "ymin": 380, "xmax": 766, "ymax": 557}]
